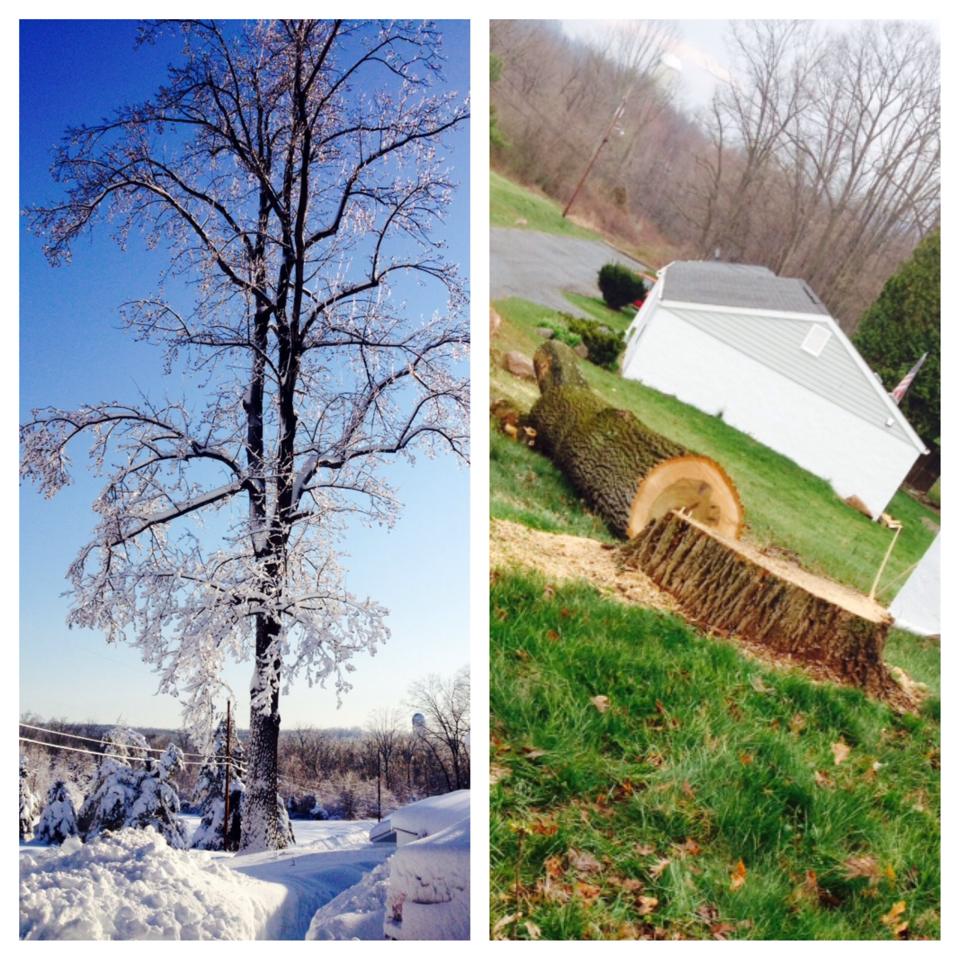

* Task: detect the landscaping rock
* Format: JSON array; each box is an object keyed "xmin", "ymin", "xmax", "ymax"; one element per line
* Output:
[
  {"xmin": 535, "ymin": 327, "xmax": 555, "ymax": 340},
  {"xmin": 502, "ymin": 351, "xmax": 536, "ymax": 380},
  {"xmin": 574, "ymin": 343, "xmax": 589, "ymax": 359}
]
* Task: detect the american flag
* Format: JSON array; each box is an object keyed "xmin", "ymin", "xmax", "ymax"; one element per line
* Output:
[{"xmin": 890, "ymin": 353, "xmax": 928, "ymax": 405}]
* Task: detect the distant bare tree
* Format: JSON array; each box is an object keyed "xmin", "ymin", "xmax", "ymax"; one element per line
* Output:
[{"xmin": 407, "ymin": 668, "xmax": 470, "ymax": 791}]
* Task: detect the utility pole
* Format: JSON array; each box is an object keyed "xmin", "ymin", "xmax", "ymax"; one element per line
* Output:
[
  {"xmin": 223, "ymin": 700, "xmax": 232, "ymax": 851},
  {"xmin": 562, "ymin": 88, "xmax": 632, "ymax": 219}
]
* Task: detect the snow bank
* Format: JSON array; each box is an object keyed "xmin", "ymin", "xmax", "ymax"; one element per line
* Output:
[
  {"xmin": 304, "ymin": 860, "xmax": 390, "ymax": 940},
  {"xmin": 378, "ymin": 789, "xmax": 470, "ymax": 845},
  {"xmin": 20, "ymin": 828, "xmax": 285, "ymax": 940},
  {"xmin": 385, "ymin": 816, "xmax": 470, "ymax": 940}
]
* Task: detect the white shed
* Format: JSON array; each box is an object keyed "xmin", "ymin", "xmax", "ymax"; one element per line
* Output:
[
  {"xmin": 621, "ymin": 261, "xmax": 928, "ymax": 519},
  {"xmin": 889, "ymin": 533, "xmax": 940, "ymax": 636}
]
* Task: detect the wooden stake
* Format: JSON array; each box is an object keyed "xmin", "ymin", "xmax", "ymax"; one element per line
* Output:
[
  {"xmin": 224, "ymin": 700, "xmax": 232, "ymax": 851},
  {"xmin": 870, "ymin": 522, "xmax": 903, "ymax": 602}
]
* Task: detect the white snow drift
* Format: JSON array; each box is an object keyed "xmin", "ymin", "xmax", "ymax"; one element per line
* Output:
[{"xmin": 20, "ymin": 828, "xmax": 285, "ymax": 940}]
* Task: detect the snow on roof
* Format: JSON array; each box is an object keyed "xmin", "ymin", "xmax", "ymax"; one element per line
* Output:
[{"xmin": 661, "ymin": 260, "xmax": 830, "ymax": 316}]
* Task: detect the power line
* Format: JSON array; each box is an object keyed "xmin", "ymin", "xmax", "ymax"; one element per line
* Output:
[
  {"xmin": 19, "ymin": 722, "xmax": 210, "ymax": 759},
  {"xmin": 18, "ymin": 736, "xmax": 237, "ymax": 769}
]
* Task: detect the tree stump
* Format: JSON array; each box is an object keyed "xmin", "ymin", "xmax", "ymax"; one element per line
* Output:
[
  {"xmin": 622, "ymin": 512, "xmax": 899, "ymax": 700},
  {"xmin": 529, "ymin": 340, "xmax": 744, "ymax": 539}
]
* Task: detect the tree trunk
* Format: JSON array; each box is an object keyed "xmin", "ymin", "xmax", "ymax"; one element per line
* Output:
[
  {"xmin": 529, "ymin": 341, "xmax": 743, "ymax": 539},
  {"xmin": 621, "ymin": 512, "xmax": 902, "ymax": 701},
  {"xmin": 239, "ymin": 614, "xmax": 293, "ymax": 852}
]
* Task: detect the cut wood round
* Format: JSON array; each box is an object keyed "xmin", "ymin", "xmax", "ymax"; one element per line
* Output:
[
  {"xmin": 621, "ymin": 512, "xmax": 901, "ymax": 701},
  {"xmin": 529, "ymin": 340, "xmax": 744, "ymax": 540}
]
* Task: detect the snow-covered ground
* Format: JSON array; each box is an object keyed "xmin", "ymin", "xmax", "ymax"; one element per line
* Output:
[{"xmin": 20, "ymin": 797, "xmax": 470, "ymax": 940}]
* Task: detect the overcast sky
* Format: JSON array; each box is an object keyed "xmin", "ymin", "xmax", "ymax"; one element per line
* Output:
[{"xmin": 562, "ymin": 19, "xmax": 940, "ymax": 113}]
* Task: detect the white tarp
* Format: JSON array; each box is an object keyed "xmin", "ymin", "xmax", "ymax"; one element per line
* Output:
[{"xmin": 889, "ymin": 533, "xmax": 940, "ymax": 636}]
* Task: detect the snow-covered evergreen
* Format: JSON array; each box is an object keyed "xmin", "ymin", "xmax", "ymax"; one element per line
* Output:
[
  {"xmin": 35, "ymin": 780, "xmax": 78, "ymax": 845},
  {"xmin": 77, "ymin": 757, "xmax": 142, "ymax": 841},
  {"xmin": 78, "ymin": 728, "xmax": 187, "ymax": 845},
  {"xmin": 129, "ymin": 745, "xmax": 188, "ymax": 849},
  {"xmin": 192, "ymin": 721, "xmax": 245, "ymax": 850},
  {"xmin": 19, "ymin": 755, "xmax": 40, "ymax": 841}
]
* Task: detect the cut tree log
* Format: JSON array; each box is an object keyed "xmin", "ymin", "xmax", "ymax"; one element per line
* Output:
[
  {"xmin": 621, "ymin": 512, "xmax": 901, "ymax": 701},
  {"xmin": 529, "ymin": 340, "xmax": 744, "ymax": 539}
]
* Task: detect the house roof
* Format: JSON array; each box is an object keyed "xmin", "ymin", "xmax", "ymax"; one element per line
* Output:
[
  {"xmin": 661, "ymin": 261, "xmax": 830, "ymax": 316},
  {"xmin": 646, "ymin": 262, "xmax": 927, "ymax": 454}
]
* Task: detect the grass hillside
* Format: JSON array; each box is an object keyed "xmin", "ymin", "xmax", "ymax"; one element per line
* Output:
[
  {"xmin": 490, "ymin": 297, "xmax": 939, "ymax": 605},
  {"xmin": 490, "ymin": 171, "xmax": 600, "ymax": 240},
  {"xmin": 490, "ymin": 572, "xmax": 940, "ymax": 940}
]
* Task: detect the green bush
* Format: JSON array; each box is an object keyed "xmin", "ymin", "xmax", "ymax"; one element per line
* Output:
[
  {"xmin": 597, "ymin": 262, "xmax": 646, "ymax": 310},
  {"xmin": 564, "ymin": 313, "xmax": 624, "ymax": 370},
  {"xmin": 541, "ymin": 320, "xmax": 581, "ymax": 349}
]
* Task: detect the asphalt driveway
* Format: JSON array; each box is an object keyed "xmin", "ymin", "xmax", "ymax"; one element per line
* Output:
[{"xmin": 490, "ymin": 227, "xmax": 652, "ymax": 316}]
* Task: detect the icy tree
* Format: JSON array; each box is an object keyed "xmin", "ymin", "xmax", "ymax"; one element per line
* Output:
[
  {"xmin": 192, "ymin": 719, "xmax": 246, "ymax": 850},
  {"xmin": 129, "ymin": 744, "xmax": 189, "ymax": 849},
  {"xmin": 34, "ymin": 780, "xmax": 79, "ymax": 845},
  {"xmin": 22, "ymin": 20, "xmax": 469, "ymax": 851},
  {"xmin": 19, "ymin": 755, "xmax": 40, "ymax": 841}
]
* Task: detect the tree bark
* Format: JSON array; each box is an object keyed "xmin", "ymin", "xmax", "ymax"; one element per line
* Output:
[
  {"xmin": 621, "ymin": 512, "xmax": 901, "ymax": 700},
  {"xmin": 529, "ymin": 341, "xmax": 743, "ymax": 539},
  {"xmin": 240, "ymin": 614, "xmax": 294, "ymax": 852}
]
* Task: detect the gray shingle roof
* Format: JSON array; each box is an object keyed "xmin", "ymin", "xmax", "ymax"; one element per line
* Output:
[{"xmin": 661, "ymin": 261, "xmax": 829, "ymax": 316}]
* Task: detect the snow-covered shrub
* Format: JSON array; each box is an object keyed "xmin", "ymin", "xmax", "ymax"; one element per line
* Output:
[
  {"xmin": 77, "ymin": 757, "xmax": 142, "ymax": 840},
  {"xmin": 192, "ymin": 720, "xmax": 245, "ymax": 850},
  {"xmin": 35, "ymin": 780, "xmax": 78, "ymax": 845},
  {"xmin": 20, "ymin": 755, "xmax": 40, "ymax": 841},
  {"xmin": 78, "ymin": 729, "xmax": 187, "ymax": 845},
  {"xmin": 129, "ymin": 745, "xmax": 188, "ymax": 849}
]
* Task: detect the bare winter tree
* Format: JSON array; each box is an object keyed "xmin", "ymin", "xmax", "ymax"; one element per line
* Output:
[
  {"xmin": 21, "ymin": 20, "xmax": 469, "ymax": 851},
  {"xmin": 407, "ymin": 668, "xmax": 470, "ymax": 791}
]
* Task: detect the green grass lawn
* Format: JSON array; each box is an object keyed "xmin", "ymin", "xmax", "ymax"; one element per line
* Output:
[
  {"xmin": 490, "ymin": 171, "xmax": 600, "ymax": 239},
  {"xmin": 491, "ymin": 297, "xmax": 939, "ymax": 604},
  {"xmin": 490, "ymin": 571, "xmax": 940, "ymax": 940}
]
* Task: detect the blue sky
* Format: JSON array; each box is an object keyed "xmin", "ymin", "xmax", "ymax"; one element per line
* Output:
[{"xmin": 19, "ymin": 20, "xmax": 471, "ymax": 732}]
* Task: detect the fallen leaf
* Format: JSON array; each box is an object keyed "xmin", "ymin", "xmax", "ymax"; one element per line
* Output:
[
  {"xmin": 544, "ymin": 855, "xmax": 564, "ymax": 879},
  {"xmin": 789, "ymin": 713, "xmax": 807, "ymax": 734},
  {"xmin": 695, "ymin": 903, "xmax": 719, "ymax": 924},
  {"xmin": 529, "ymin": 817, "xmax": 557, "ymax": 836},
  {"xmin": 880, "ymin": 900, "xmax": 909, "ymax": 937},
  {"xmin": 814, "ymin": 770, "xmax": 834, "ymax": 789},
  {"xmin": 843, "ymin": 855, "xmax": 882, "ymax": 886},
  {"xmin": 832, "ymin": 739, "xmax": 851, "ymax": 765},
  {"xmin": 635, "ymin": 895, "xmax": 659, "ymax": 916},
  {"xmin": 730, "ymin": 859, "xmax": 747, "ymax": 891},
  {"xmin": 490, "ymin": 764, "xmax": 510, "ymax": 785},
  {"xmin": 620, "ymin": 877, "xmax": 645, "ymax": 893},
  {"xmin": 575, "ymin": 881, "xmax": 602, "ymax": 904},
  {"xmin": 543, "ymin": 585, "xmax": 556, "ymax": 600},
  {"xmin": 491, "ymin": 913, "xmax": 522, "ymax": 938},
  {"xmin": 522, "ymin": 747, "xmax": 547, "ymax": 760},
  {"xmin": 494, "ymin": 607, "xmax": 509, "ymax": 622},
  {"xmin": 634, "ymin": 843, "xmax": 656, "ymax": 856},
  {"xmin": 750, "ymin": 675, "xmax": 773, "ymax": 694},
  {"xmin": 591, "ymin": 694, "xmax": 611, "ymax": 713},
  {"xmin": 523, "ymin": 920, "xmax": 542, "ymax": 940},
  {"xmin": 545, "ymin": 629, "xmax": 560, "ymax": 642},
  {"xmin": 739, "ymin": 753, "xmax": 754, "ymax": 766},
  {"xmin": 514, "ymin": 648, "xmax": 530, "ymax": 661},
  {"xmin": 568, "ymin": 848, "xmax": 602, "ymax": 874},
  {"xmin": 711, "ymin": 923, "xmax": 736, "ymax": 939},
  {"xmin": 649, "ymin": 858, "xmax": 671, "ymax": 879}
]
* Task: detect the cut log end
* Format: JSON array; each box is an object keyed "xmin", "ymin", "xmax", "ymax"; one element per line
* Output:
[{"xmin": 628, "ymin": 455, "xmax": 744, "ymax": 540}]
